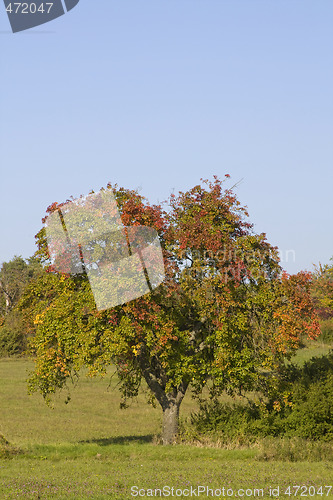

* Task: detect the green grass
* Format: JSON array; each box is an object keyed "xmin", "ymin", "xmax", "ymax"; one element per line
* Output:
[
  {"xmin": 1, "ymin": 446, "xmax": 332, "ymax": 499},
  {"xmin": 1, "ymin": 346, "xmax": 333, "ymax": 499},
  {"xmin": 0, "ymin": 358, "xmax": 163, "ymax": 446},
  {"xmin": 288, "ymin": 340, "xmax": 332, "ymax": 366}
]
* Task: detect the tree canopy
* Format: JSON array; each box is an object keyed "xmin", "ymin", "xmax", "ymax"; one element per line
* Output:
[{"xmin": 21, "ymin": 177, "xmax": 320, "ymax": 443}]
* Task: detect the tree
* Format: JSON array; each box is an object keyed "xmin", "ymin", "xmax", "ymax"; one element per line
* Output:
[
  {"xmin": 23, "ymin": 177, "xmax": 320, "ymax": 444},
  {"xmin": 311, "ymin": 258, "xmax": 333, "ymax": 342},
  {"xmin": 0, "ymin": 257, "xmax": 28, "ymax": 316},
  {"xmin": 0, "ymin": 256, "xmax": 42, "ymax": 317},
  {"xmin": 0, "ymin": 257, "xmax": 42, "ymax": 356},
  {"xmin": 311, "ymin": 258, "xmax": 333, "ymax": 317}
]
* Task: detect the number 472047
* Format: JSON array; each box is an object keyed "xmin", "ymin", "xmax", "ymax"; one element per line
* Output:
[{"xmin": 5, "ymin": 3, "xmax": 54, "ymax": 14}]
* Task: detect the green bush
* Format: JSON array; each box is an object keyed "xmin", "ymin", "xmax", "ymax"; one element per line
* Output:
[
  {"xmin": 282, "ymin": 357, "xmax": 333, "ymax": 441},
  {"xmin": 188, "ymin": 400, "xmax": 259, "ymax": 440},
  {"xmin": 186, "ymin": 354, "xmax": 333, "ymax": 442},
  {"xmin": 186, "ymin": 399, "xmax": 286, "ymax": 442}
]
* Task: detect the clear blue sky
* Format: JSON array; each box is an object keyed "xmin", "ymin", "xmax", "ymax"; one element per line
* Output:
[{"xmin": 1, "ymin": 0, "xmax": 332, "ymax": 274}]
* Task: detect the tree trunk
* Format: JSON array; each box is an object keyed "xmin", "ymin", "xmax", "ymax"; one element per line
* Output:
[
  {"xmin": 162, "ymin": 398, "xmax": 181, "ymax": 445},
  {"xmin": 0, "ymin": 280, "xmax": 12, "ymax": 315},
  {"xmin": 138, "ymin": 353, "xmax": 189, "ymax": 445}
]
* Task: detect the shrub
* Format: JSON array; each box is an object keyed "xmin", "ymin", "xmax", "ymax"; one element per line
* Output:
[
  {"xmin": 282, "ymin": 357, "xmax": 333, "ymax": 441},
  {"xmin": 186, "ymin": 354, "xmax": 333, "ymax": 442},
  {"xmin": 188, "ymin": 400, "xmax": 259, "ymax": 440}
]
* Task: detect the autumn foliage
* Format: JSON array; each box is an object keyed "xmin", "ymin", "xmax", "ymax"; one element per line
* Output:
[{"xmin": 22, "ymin": 177, "xmax": 320, "ymax": 444}]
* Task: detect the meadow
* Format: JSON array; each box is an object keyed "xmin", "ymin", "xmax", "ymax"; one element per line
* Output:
[{"xmin": 0, "ymin": 342, "xmax": 332, "ymax": 499}]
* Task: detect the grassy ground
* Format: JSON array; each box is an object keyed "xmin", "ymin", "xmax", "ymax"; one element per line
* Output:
[
  {"xmin": 288, "ymin": 339, "xmax": 332, "ymax": 365},
  {"xmin": 1, "ymin": 446, "xmax": 332, "ymax": 499},
  {"xmin": 0, "ymin": 344, "xmax": 332, "ymax": 499}
]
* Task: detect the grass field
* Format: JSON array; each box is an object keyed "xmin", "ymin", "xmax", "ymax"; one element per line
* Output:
[
  {"xmin": 0, "ymin": 344, "xmax": 332, "ymax": 499},
  {"xmin": 288, "ymin": 340, "xmax": 332, "ymax": 366}
]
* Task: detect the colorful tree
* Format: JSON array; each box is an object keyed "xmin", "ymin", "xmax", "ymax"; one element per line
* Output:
[{"xmin": 22, "ymin": 177, "xmax": 320, "ymax": 444}]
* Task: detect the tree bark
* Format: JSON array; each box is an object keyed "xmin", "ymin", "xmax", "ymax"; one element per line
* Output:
[
  {"xmin": 138, "ymin": 350, "xmax": 189, "ymax": 445},
  {"xmin": 0, "ymin": 280, "xmax": 12, "ymax": 315},
  {"xmin": 161, "ymin": 398, "xmax": 181, "ymax": 445}
]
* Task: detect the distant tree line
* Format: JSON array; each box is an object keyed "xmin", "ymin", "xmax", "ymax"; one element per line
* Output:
[{"xmin": 0, "ymin": 256, "xmax": 42, "ymax": 356}]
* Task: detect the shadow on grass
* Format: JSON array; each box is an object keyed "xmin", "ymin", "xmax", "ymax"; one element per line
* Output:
[
  {"xmin": 79, "ymin": 434, "xmax": 155, "ymax": 446},
  {"xmin": 0, "ymin": 434, "xmax": 23, "ymax": 458}
]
